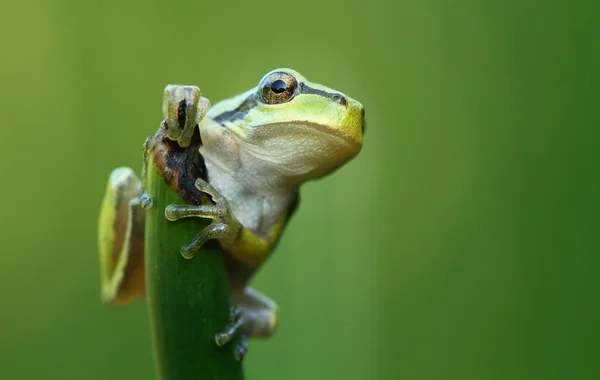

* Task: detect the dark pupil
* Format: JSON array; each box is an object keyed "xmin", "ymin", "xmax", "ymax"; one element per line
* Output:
[{"xmin": 270, "ymin": 79, "xmax": 287, "ymax": 94}]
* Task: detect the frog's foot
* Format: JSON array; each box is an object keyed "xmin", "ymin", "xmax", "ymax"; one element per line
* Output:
[
  {"xmin": 215, "ymin": 307, "xmax": 244, "ymax": 347},
  {"xmin": 213, "ymin": 289, "xmax": 279, "ymax": 361},
  {"xmin": 214, "ymin": 308, "xmax": 248, "ymax": 361},
  {"xmin": 136, "ymin": 192, "xmax": 154, "ymax": 210},
  {"xmin": 164, "ymin": 178, "xmax": 239, "ymax": 259},
  {"xmin": 162, "ymin": 85, "xmax": 211, "ymax": 148}
]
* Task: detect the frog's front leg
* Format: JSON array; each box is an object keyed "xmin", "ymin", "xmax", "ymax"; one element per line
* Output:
[
  {"xmin": 165, "ymin": 179, "xmax": 280, "ymax": 358},
  {"xmin": 162, "ymin": 85, "xmax": 211, "ymax": 148},
  {"xmin": 98, "ymin": 168, "xmax": 151, "ymax": 305},
  {"xmin": 164, "ymin": 178, "xmax": 242, "ymax": 259}
]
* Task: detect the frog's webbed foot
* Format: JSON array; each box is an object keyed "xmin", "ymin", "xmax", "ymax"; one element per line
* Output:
[
  {"xmin": 162, "ymin": 85, "xmax": 210, "ymax": 148},
  {"xmin": 164, "ymin": 178, "xmax": 240, "ymax": 259}
]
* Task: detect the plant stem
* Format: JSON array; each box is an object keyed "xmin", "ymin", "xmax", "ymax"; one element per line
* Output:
[{"xmin": 145, "ymin": 160, "xmax": 245, "ymax": 380}]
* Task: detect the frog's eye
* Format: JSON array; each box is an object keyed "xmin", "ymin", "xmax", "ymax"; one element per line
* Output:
[{"xmin": 260, "ymin": 72, "xmax": 297, "ymax": 104}]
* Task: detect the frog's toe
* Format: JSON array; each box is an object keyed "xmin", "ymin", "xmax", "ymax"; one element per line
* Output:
[
  {"xmin": 181, "ymin": 222, "xmax": 229, "ymax": 259},
  {"xmin": 215, "ymin": 306, "xmax": 244, "ymax": 346},
  {"xmin": 138, "ymin": 193, "xmax": 153, "ymax": 210},
  {"xmin": 194, "ymin": 178, "xmax": 225, "ymax": 203},
  {"xmin": 166, "ymin": 204, "xmax": 205, "ymax": 221},
  {"xmin": 233, "ymin": 335, "xmax": 248, "ymax": 362},
  {"xmin": 217, "ymin": 307, "xmax": 249, "ymax": 361}
]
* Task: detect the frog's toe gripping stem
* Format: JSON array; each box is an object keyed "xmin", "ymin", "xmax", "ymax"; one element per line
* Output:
[
  {"xmin": 234, "ymin": 335, "xmax": 248, "ymax": 362},
  {"xmin": 180, "ymin": 222, "xmax": 230, "ymax": 259},
  {"xmin": 214, "ymin": 307, "xmax": 248, "ymax": 361},
  {"xmin": 216, "ymin": 307, "xmax": 249, "ymax": 362},
  {"xmin": 215, "ymin": 307, "xmax": 244, "ymax": 347},
  {"xmin": 164, "ymin": 178, "xmax": 239, "ymax": 259},
  {"xmin": 214, "ymin": 288, "xmax": 279, "ymax": 360},
  {"xmin": 193, "ymin": 178, "xmax": 223, "ymax": 201},
  {"xmin": 162, "ymin": 85, "xmax": 210, "ymax": 148},
  {"xmin": 165, "ymin": 205, "xmax": 226, "ymax": 221}
]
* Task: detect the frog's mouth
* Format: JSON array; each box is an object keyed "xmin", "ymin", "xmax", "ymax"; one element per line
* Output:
[{"xmin": 235, "ymin": 122, "xmax": 361, "ymax": 185}]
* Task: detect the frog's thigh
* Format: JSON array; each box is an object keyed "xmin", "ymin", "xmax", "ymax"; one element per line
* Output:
[
  {"xmin": 98, "ymin": 167, "xmax": 146, "ymax": 306},
  {"xmin": 234, "ymin": 287, "xmax": 279, "ymax": 338}
]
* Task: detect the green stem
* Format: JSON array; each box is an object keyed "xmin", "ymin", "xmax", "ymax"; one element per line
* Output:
[{"xmin": 145, "ymin": 161, "xmax": 245, "ymax": 380}]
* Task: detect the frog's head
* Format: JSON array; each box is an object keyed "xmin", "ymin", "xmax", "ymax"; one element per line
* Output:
[{"xmin": 207, "ymin": 68, "xmax": 364, "ymax": 189}]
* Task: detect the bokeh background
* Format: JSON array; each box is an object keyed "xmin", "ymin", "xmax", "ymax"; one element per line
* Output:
[{"xmin": 1, "ymin": 0, "xmax": 598, "ymax": 379}]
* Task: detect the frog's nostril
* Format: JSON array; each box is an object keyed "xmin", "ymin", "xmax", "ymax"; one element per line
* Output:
[{"xmin": 331, "ymin": 93, "xmax": 347, "ymax": 106}]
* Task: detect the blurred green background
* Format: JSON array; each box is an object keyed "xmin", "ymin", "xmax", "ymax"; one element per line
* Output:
[{"xmin": 1, "ymin": 0, "xmax": 598, "ymax": 379}]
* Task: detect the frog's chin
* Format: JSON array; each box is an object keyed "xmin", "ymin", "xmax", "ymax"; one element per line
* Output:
[{"xmin": 236, "ymin": 122, "xmax": 360, "ymax": 188}]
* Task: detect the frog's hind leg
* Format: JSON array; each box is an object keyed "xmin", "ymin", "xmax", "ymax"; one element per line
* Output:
[
  {"xmin": 215, "ymin": 287, "xmax": 279, "ymax": 360},
  {"xmin": 234, "ymin": 287, "xmax": 279, "ymax": 339},
  {"xmin": 98, "ymin": 167, "xmax": 149, "ymax": 306}
]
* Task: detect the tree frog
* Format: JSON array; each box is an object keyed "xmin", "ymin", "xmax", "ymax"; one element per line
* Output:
[{"xmin": 98, "ymin": 68, "xmax": 364, "ymax": 358}]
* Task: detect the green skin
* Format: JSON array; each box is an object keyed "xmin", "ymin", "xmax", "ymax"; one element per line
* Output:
[{"xmin": 98, "ymin": 68, "xmax": 365, "ymax": 358}]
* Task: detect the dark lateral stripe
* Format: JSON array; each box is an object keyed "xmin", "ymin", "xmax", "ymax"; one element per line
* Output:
[
  {"xmin": 300, "ymin": 84, "xmax": 347, "ymax": 106},
  {"xmin": 212, "ymin": 93, "xmax": 258, "ymax": 125},
  {"xmin": 299, "ymin": 83, "xmax": 330, "ymax": 97}
]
